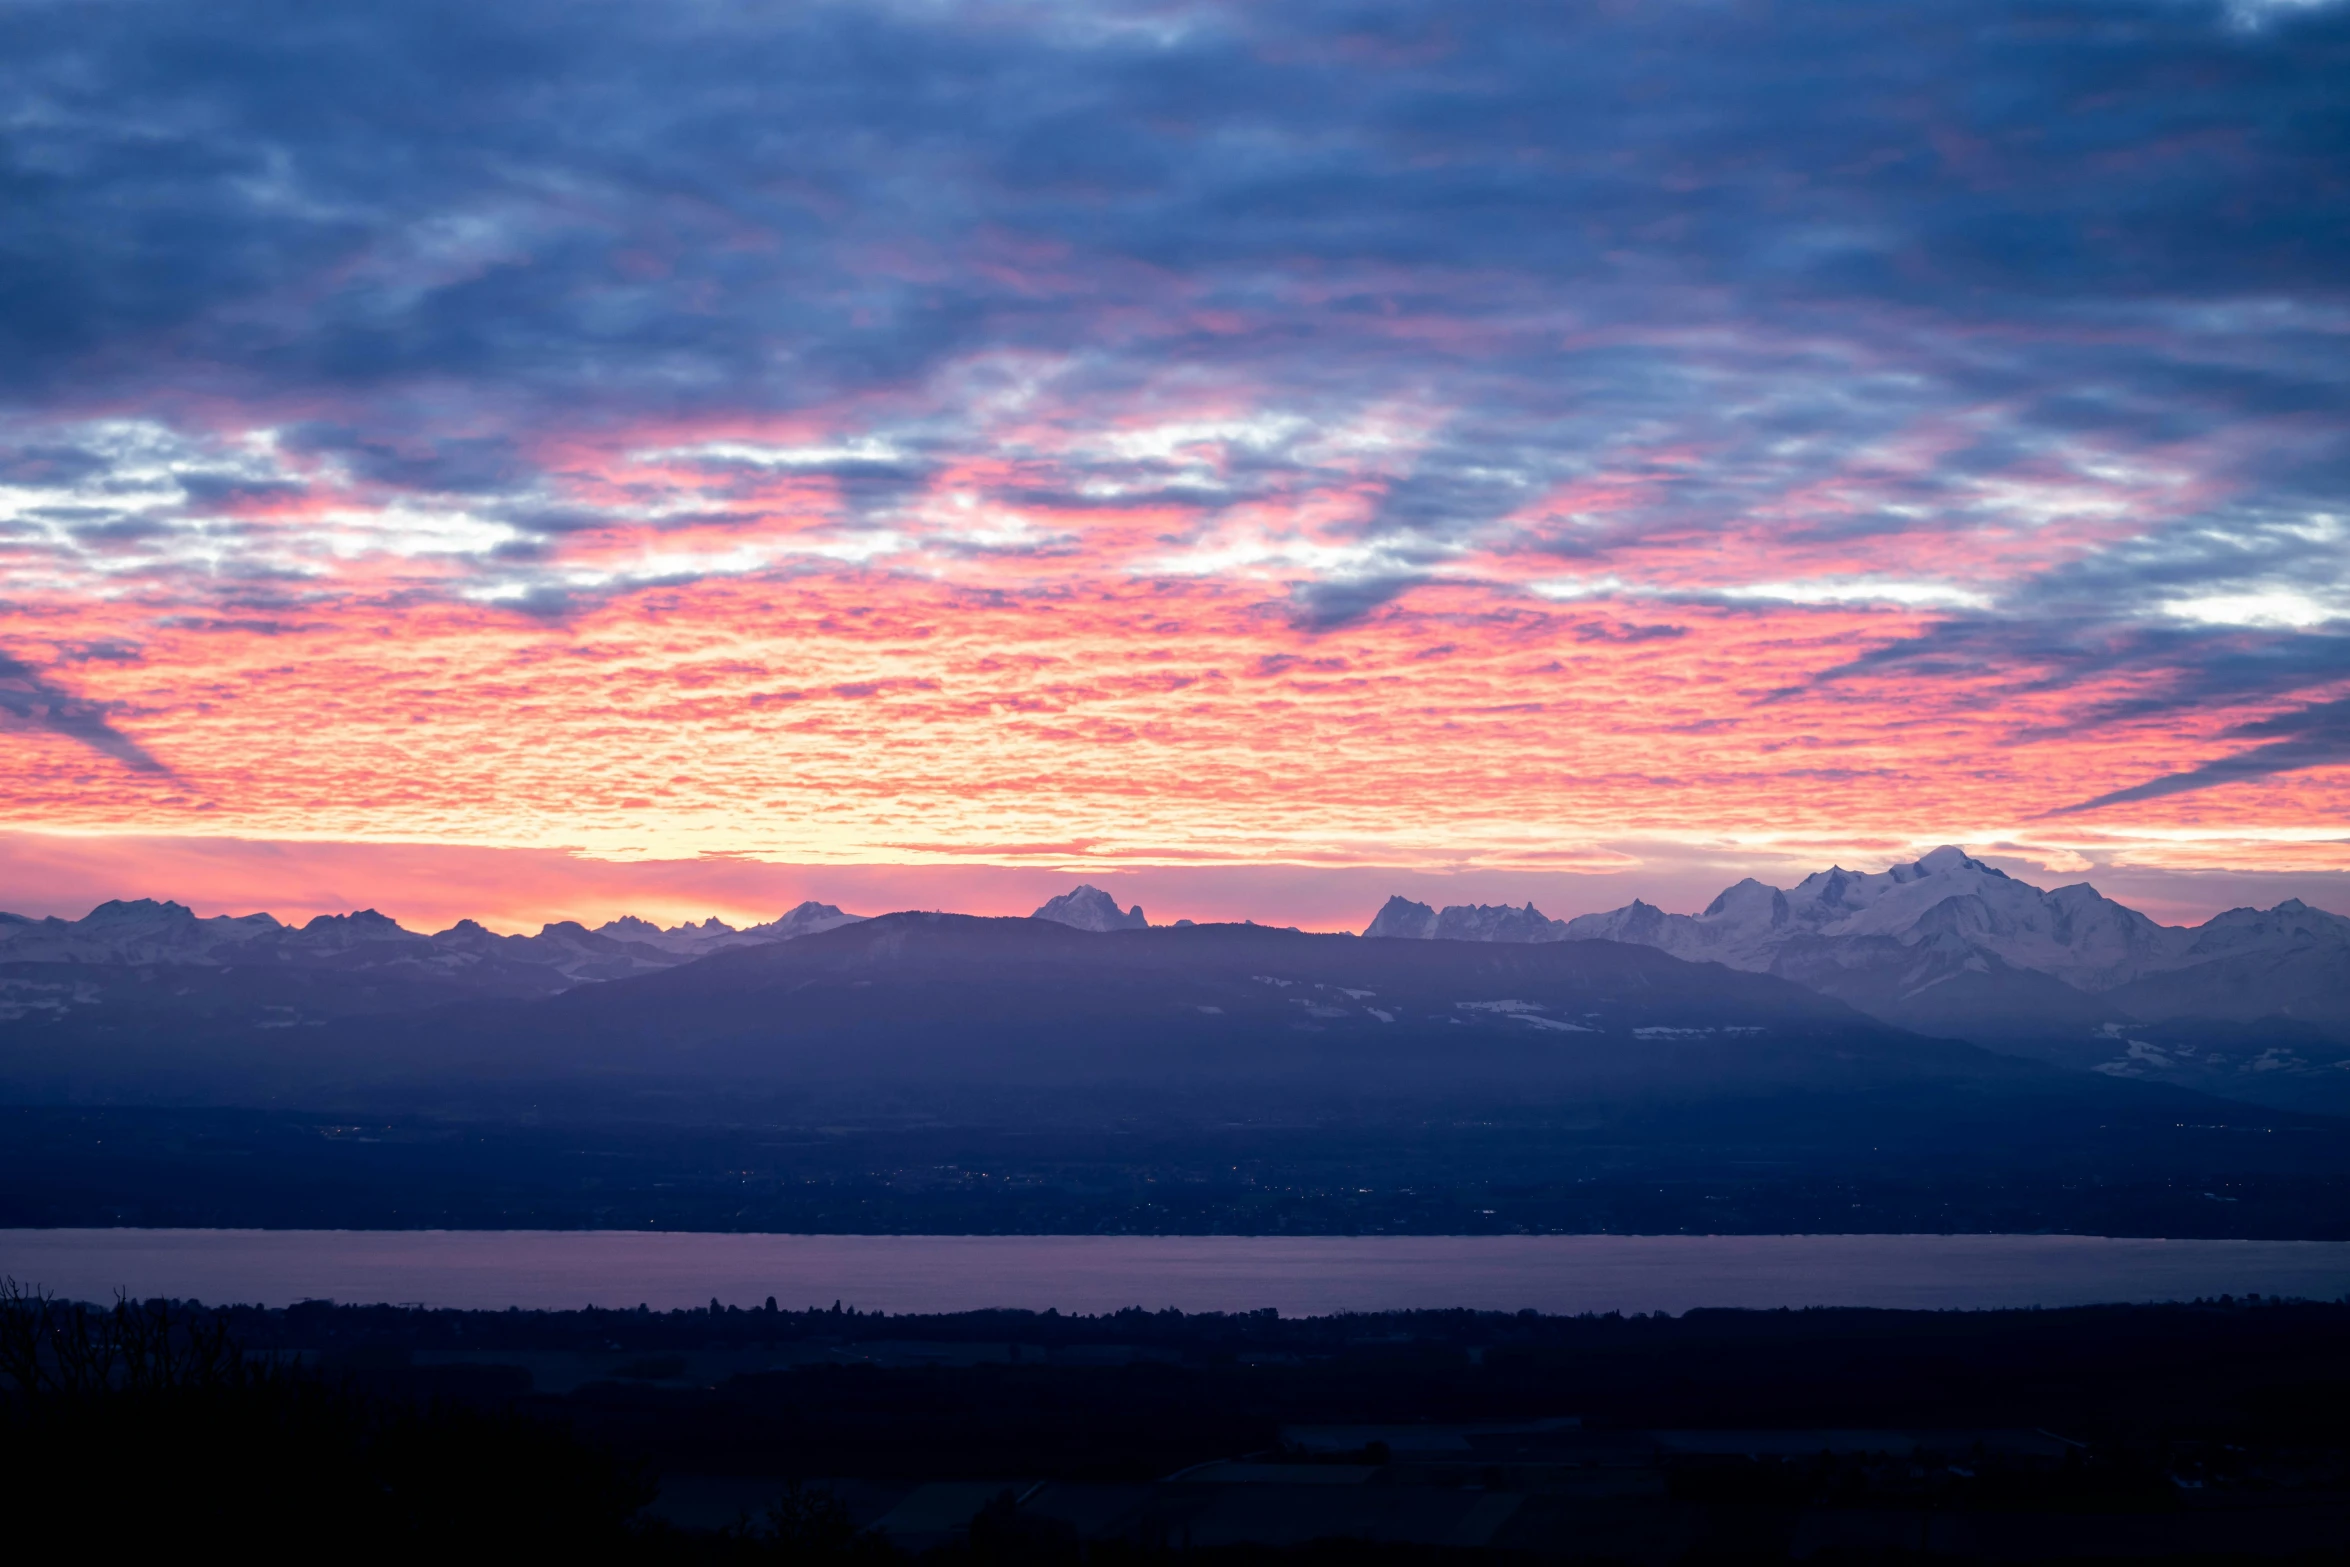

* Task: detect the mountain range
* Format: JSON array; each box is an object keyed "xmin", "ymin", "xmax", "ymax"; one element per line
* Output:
[
  {"xmin": 1368, "ymin": 847, "xmax": 2350, "ymax": 1110},
  {"xmin": 0, "ymin": 878, "xmax": 1163, "ymax": 990},
  {"xmin": 7, "ymin": 866, "xmax": 2346, "ymax": 1239},
  {"xmin": 3, "ymin": 849, "xmax": 2344, "ymax": 1112},
  {"xmin": 0, "ymin": 896, "xmax": 862, "ymax": 1007},
  {"xmin": 2, "ymin": 900, "xmax": 2241, "ymax": 1174}
]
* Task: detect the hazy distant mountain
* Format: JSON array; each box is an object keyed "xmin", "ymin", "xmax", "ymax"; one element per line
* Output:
[
  {"xmin": 750, "ymin": 900, "xmax": 868, "ymax": 940},
  {"xmin": 1363, "ymin": 848, "xmax": 2350, "ymax": 1110},
  {"xmin": 1364, "ymin": 897, "xmax": 1564, "ymax": 942},
  {"xmin": 0, "ymin": 896, "xmax": 871, "ymax": 982},
  {"xmin": 7, "ymin": 868, "xmax": 2346, "ymax": 1114},
  {"xmin": 0, "ymin": 897, "xmax": 872, "ymax": 1050},
  {"xmin": 1031, "ymin": 885, "xmax": 1149, "ymax": 932},
  {"xmin": 590, "ymin": 900, "xmax": 865, "ymax": 954},
  {"xmin": 590, "ymin": 914, "xmax": 746, "ymax": 958},
  {"xmin": 1553, "ymin": 847, "xmax": 2190, "ymax": 986}
]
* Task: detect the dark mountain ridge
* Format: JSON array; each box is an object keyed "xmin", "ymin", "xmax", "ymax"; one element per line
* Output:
[
  {"xmin": 0, "ymin": 910, "xmax": 2217, "ymax": 1117},
  {"xmin": 445, "ymin": 912, "xmax": 1995, "ymax": 1090},
  {"xmin": 6, "ymin": 911, "xmax": 2340, "ymax": 1237},
  {"xmin": 8, "ymin": 859, "xmax": 2347, "ymax": 1116}
]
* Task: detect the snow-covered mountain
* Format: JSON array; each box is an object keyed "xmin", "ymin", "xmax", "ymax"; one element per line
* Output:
[
  {"xmin": 1554, "ymin": 847, "xmax": 2196, "ymax": 990},
  {"xmin": 752, "ymin": 901, "xmax": 866, "ymax": 941},
  {"xmin": 0, "ymin": 896, "xmax": 869, "ymax": 996},
  {"xmin": 1364, "ymin": 896, "xmax": 1565, "ymax": 943},
  {"xmin": 594, "ymin": 901, "xmax": 865, "ymax": 956},
  {"xmin": 592, "ymin": 914, "xmax": 746, "ymax": 958},
  {"xmin": 1030, "ymin": 885, "xmax": 1149, "ymax": 932},
  {"xmin": 1358, "ymin": 848, "xmax": 2350, "ymax": 1110},
  {"xmin": 1363, "ymin": 847, "xmax": 2346, "ymax": 996},
  {"xmin": 8, "ymin": 866, "xmax": 2342, "ymax": 1111},
  {"xmin": 0, "ymin": 884, "xmax": 1137, "ymax": 1002}
]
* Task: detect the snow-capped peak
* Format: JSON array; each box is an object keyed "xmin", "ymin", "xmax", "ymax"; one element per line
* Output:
[
  {"xmin": 0, "ymin": 892, "xmax": 872, "ymax": 974},
  {"xmin": 1363, "ymin": 896, "xmax": 1437, "ymax": 940},
  {"xmin": 1031, "ymin": 885, "xmax": 1148, "ymax": 932},
  {"xmin": 1365, "ymin": 846, "xmax": 2342, "ymax": 999},
  {"xmin": 1365, "ymin": 895, "xmax": 1568, "ymax": 943},
  {"xmin": 1549, "ymin": 846, "xmax": 2187, "ymax": 985},
  {"xmin": 753, "ymin": 901, "xmax": 866, "ymax": 939}
]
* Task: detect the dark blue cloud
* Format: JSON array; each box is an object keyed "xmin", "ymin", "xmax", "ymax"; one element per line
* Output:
[
  {"xmin": 277, "ymin": 425, "xmax": 530, "ymax": 494},
  {"xmin": 0, "ymin": 652, "xmax": 170, "ymax": 773},
  {"xmin": 0, "ymin": 0, "xmax": 2343, "ymax": 722},
  {"xmin": 3, "ymin": 0, "xmax": 2340, "ymax": 414},
  {"xmin": 0, "ymin": 443, "xmax": 110, "ymax": 485},
  {"xmin": 1286, "ymin": 573, "xmax": 1427, "ymax": 630},
  {"xmin": 2052, "ymin": 694, "xmax": 2350, "ymax": 813}
]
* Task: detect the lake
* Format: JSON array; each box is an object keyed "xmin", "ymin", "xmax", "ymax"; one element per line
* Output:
[{"xmin": 4, "ymin": 1230, "xmax": 2346, "ymax": 1314}]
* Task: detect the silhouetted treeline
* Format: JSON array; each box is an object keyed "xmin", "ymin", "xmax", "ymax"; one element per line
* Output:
[
  {"xmin": 10, "ymin": 1289, "xmax": 2349, "ymax": 1559},
  {"xmin": 191, "ymin": 1288, "xmax": 2347, "ymax": 1364},
  {"xmin": 35, "ymin": 1290, "xmax": 2350, "ymax": 1461},
  {"xmin": 0, "ymin": 1279, "xmax": 654, "ymax": 1557}
]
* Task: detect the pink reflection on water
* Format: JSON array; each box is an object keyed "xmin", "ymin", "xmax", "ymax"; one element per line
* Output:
[{"xmin": 2, "ymin": 1230, "xmax": 2345, "ymax": 1314}]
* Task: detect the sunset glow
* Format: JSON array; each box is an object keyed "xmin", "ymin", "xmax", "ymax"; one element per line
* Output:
[{"xmin": 4, "ymin": 0, "xmax": 2346, "ymax": 922}]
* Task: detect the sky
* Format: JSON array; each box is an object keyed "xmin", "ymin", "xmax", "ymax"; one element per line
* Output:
[{"xmin": 3, "ymin": 0, "xmax": 2347, "ymax": 932}]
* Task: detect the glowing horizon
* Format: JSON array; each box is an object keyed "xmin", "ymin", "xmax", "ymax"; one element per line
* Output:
[{"xmin": 2, "ymin": 830, "xmax": 2343, "ymax": 947}]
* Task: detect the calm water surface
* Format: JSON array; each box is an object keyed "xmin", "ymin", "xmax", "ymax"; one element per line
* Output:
[{"xmin": 3, "ymin": 1230, "xmax": 2346, "ymax": 1313}]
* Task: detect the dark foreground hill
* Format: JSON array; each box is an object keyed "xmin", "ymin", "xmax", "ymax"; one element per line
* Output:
[
  {"xmin": 390, "ymin": 914, "xmax": 2023, "ymax": 1097},
  {"xmin": 0, "ymin": 911, "xmax": 2171, "ymax": 1106},
  {"xmin": 6, "ymin": 915, "xmax": 2346, "ymax": 1237}
]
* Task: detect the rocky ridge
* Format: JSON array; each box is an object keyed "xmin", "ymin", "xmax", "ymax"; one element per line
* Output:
[
  {"xmin": 1360, "ymin": 847, "xmax": 2350, "ymax": 996},
  {"xmin": 1358, "ymin": 848, "xmax": 2350, "ymax": 1109},
  {"xmin": 1031, "ymin": 885, "xmax": 1149, "ymax": 932},
  {"xmin": 0, "ymin": 897, "xmax": 868, "ymax": 996}
]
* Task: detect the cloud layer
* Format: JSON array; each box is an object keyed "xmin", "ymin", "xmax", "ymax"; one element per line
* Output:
[{"xmin": 1, "ymin": 0, "xmax": 2345, "ymax": 873}]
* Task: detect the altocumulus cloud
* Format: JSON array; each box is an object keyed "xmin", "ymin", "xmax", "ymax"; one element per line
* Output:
[{"xmin": 0, "ymin": 0, "xmax": 2343, "ymax": 847}]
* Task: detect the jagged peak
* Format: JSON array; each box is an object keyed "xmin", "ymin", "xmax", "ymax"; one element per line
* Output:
[
  {"xmin": 1362, "ymin": 895, "xmax": 1437, "ymax": 939},
  {"xmin": 1429, "ymin": 900, "xmax": 1549, "ymax": 917},
  {"xmin": 1417, "ymin": 900, "xmax": 1567, "ymax": 943},
  {"xmin": 1911, "ymin": 844, "xmax": 2000, "ymax": 877},
  {"xmin": 83, "ymin": 897, "xmax": 197, "ymax": 921},
  {"xmin": 1032, "ymin": 885, "xmax": 1148, "ymax": 932},
  {"xmin": 757, "ymin": 901, "xmax": 864, "ymax": 938},
  {"xmin": 300, "ymin": 908, "xmax": 411, "ymax": 934},
  {"xmin": 1700, "ymin": 879, "xmax": 1781, "ymax": 919}
]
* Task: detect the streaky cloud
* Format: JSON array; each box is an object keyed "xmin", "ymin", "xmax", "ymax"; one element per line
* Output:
[
  {"xmin": 0, "ymin": 652, "xmax": 171, "ymax": 775},
  {"xmin": 2050, "ymin": 696, "xmax": 2350, "ymax": 814}
]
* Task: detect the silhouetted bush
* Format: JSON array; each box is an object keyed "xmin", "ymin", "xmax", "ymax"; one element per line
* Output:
[{"xmin": 0, "ymin": 1278, "xmax": 654, "ymax": 1556}]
